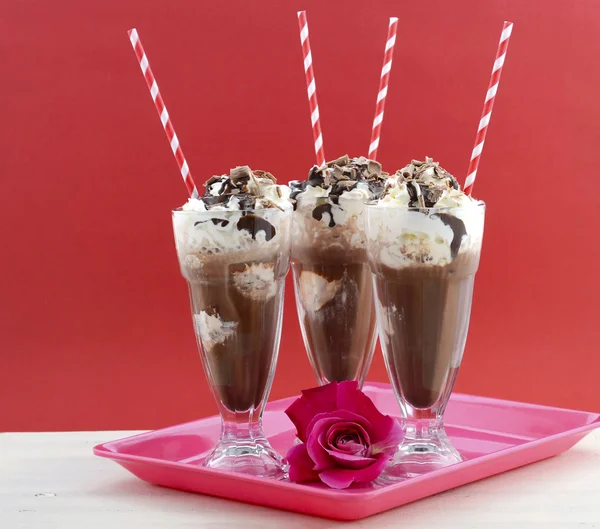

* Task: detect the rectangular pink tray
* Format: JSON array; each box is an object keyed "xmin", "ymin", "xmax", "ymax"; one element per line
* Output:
[{"xmin": 93, "ymin": 382, "xmax": 600, "ymax": 521}]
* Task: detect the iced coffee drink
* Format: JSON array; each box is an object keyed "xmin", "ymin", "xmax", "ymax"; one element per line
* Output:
[
  {"xmin": 172, "ymin": 166, "xmax": 292, "ymax": 478},
  {"xmin": 290, "ymin": 155, "xmax": 387, "ymax": 386},
  {"xmin": 366, "ymin": 157, "xmax": 485, "ymax": 477}
]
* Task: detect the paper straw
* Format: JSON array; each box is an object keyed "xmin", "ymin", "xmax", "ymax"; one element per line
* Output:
[
  {"xmin": 464, "ymin": 21, "xmax": 514, "ymax": 196},
  {"xmin": 297, "ymin": 11, "xmax": 326, "ymax": 167},
  {"xmin": 127, "ymin": 28, "xmax": 198, "ymax": 198},
  {"xmin": 368, "ymin": 17, "xmax": 399, "ymax": 160}
]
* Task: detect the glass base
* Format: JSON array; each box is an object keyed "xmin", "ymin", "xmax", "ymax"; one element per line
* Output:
[
  {"xmin": 203, "ymin": 438, "xmax": 287, "ymax": 480},
  {"xmin": 380, "ymin": 422, "xmax": 462, "ymax": 482}
]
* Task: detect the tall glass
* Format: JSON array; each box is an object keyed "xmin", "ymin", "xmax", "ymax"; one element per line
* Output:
[
  {"xmin": 365, "ymin": 203, "xmax": 485, "ymax": 478},
  {"xmin": 172, "ymin": 206, "xmax": 292, "ymax": 479},
  {"xmin": 291, "ymin": 196, "xmax": 377, "ymax": 386}
]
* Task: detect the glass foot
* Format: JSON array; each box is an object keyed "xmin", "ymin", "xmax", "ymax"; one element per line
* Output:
[
  {"xmin": 203, "ymin": 439, "xmax": 287, "ymax": 480},
  {"xmin": 380, "ymin": 426, "xmax": 462, "ymax": 482}
]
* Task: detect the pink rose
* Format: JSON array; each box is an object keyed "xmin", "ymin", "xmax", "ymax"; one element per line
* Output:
[{"xmin": 285, "ymin": 381, "xmax": 403, "ymax": 489}]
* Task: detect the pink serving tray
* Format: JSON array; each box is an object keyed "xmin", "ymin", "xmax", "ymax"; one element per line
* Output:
[{"xmin": 93, "ymin": 382, "xmax": 600, "ymax": 521}]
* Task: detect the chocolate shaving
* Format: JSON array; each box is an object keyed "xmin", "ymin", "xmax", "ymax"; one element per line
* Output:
[
  {"xmin": 367, "ymin": 160, "xmax": 382, "ymax": 176},
  {"xmin": 421, "ymin": 186, "xmax": 444, "ymax": 207},
  {"xmin": 199, "ymin": 195, "xmax": 229, "ymax": 206},
  {"xmin": 332, "ymin": 180, "xmax": 358, "ymax": 192},
  {"xmin": 230, "ymin": 165, "xmax": 253, "ymax": 183},
  {"xmin": 299, "ymin": 155, "xmax": 388, "ymax": 193},
  {"xmin": 293, "ymin": 154, "xmax": 389, "ymax": 219},
  {"xmin": 328, "ymin": 155, "xmax": 350, "ymax": 167},
  {"xmin": 253, "ymin": 170, "xmax": 276, "ymax": 183},
  {"xmin": 391, "ymin": 157, "xmax": 460, "ymax": 207},
  {"xmin": 306, "ymin": 166, "xmax": 325, "ymax": 187},
  {"xmin": 406, "ymin": 181, "xmax": 425, "ymax": 208},
  {"xmin": 204, "ymin": 175, "xmax": 223, "ymax": 187},
  {"xmin": 196, "ymin": 165, "xmax": 285, "ymax": 210}
]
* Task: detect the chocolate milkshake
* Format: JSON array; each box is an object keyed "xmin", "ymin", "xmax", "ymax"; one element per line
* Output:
[
  {"xmin": 172, "ymin": 166, "xmax": 292, "ymax": 478},
  {"xmin": 290, "ymin": 155, "xmax": 387, "ymax": 386},
  {"xmin": 366, "ymin": 157, "xmax": 485, "ymax": 475}
]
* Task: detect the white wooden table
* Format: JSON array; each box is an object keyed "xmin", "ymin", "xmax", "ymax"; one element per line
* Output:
[{"xmin": 1, "ymin": 430, "xmax": 599, "ymax": 528}]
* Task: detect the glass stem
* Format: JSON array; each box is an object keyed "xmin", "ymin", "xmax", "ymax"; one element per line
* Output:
[
  {"xmin": 220, "ymin": 411, "xmax": 265, "ymax": 444},
  {"xmin": 404, "ymin": 418, "xmax": 445, "ymax": 443}
]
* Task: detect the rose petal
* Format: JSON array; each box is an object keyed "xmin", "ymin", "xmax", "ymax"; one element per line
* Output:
[
  {"xmin": 306, "ymin": 410, "xmax": 379, "ymax": 471},
  {"xmin": 334, "ymin": 438, "xmax": 365, "ymax": 453},
  {"xmin": 335, "ymin": 381, "xmax": 398, "ymax": 443},
  {"xmin": 305, "ymin": 412, "xmax": 372, "ymax": 471},
  {"xmin": 300, "ymin": 383, "xmax": 339, "ymax": 412},
  {"xmin": 323, "ymin": 421, "xmax": 374, "ymax": 469},
  {"xmin": 286, "ymin": 443, "xmax": 319, "ymax": 483},
  {"xmin": 318, "ymin": 452, "xmax": 391, "ymax": 489},
  {"xmin": 285, "ymin": 400, "xmax": 314, "ymax": 443},
  {"xmin": 306, "ymin": 409, "xmax": 367, "ymax": 439},
  {"xmin": 327, "ymin": 450, "xmax": 375, "ymax": 469},
  {"xmin": 306, "ymin": 415, "xmax": 342, "ymax": 471},
  {"xmin": 326, "ymin": 422, "xmax": 371, "ymax": 452},
  {"xmin": 318, "ymin": 469, "xmax": 355, "ymax": 489},
  {"xmin": 285, "ymin": 383, "xmax": 339, "ymax": 442}
]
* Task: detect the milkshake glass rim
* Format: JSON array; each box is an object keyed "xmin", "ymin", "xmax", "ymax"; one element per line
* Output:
[
  {"xmin": 172, "ymin": 206, "xmax": 293, "ymax": 215},
  {"xmin": 364, "ymin": 201, "xmax": 486, "ymax": 212},
  {"xmin": 294, "ymin": 194, "xmax": 369, "ymax": 204}
]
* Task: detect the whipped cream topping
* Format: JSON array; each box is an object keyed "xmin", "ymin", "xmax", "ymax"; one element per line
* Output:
[
  {"xmin": 368, "ymin": 157, "xmax": 484, "ymax": 267},
  {"xmin": 174, "ymin": 166, "xmax": 292, "ymax": 259},
  {"xmin": 174, "ymin": 206, "xmax": 289, "ymax": 257},
  {"xmin": 373, "ymin": 210, "xmax": 458, "ymax": 267},
  {"xmin": 290, "ymin": 155, "xmax": 388, "ymax": 228}
]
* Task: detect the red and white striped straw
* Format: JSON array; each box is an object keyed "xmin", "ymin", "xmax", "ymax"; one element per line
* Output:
[
  {"xmin": 368, "ymin": 17, "xmax": 399, "ymax": 160},
  {"xmin": 297, "ymin": 11, "xmax": 326, "ymax": 167},
  {"xmin": 464, "ymin": 21, "xmax": 514, "ymax": 196},
  {"xmin": 127, "ymin": 28, "xmax": 198, "ymax": 198}
]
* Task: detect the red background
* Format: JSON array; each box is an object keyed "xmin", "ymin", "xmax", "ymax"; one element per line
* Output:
[{"xmin": 2, "ymin": 0, "xmax": 599, "ymax": 432}]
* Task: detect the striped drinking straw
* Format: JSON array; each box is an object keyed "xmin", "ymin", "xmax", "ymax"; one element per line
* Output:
[
  {"xmin": 127, "ymin": 28, "xmax": 198, "ymax": 198},
  {"xmin": 368, "ymin": 17, "xmax": 399, "ymax": 160},
  {"xmin": 464, "ymin": 21, "xmax": 514, "ymax": 196},
  {"xmin": 297, "ymin": 11, "xmax": 326, "ymax": 167}
]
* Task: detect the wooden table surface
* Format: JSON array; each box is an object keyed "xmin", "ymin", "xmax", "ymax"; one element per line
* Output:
[{"xmin": 1, "ymin": 430, "xmax": 600, "ymax": 528}]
